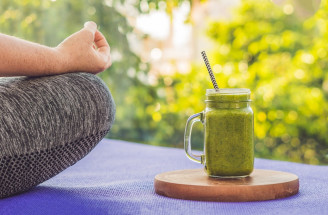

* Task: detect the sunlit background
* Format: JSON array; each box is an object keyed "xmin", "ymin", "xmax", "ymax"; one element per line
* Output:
[{"xmin": 1, "ymin": 0, "xmax": 327, "ymax": 164}]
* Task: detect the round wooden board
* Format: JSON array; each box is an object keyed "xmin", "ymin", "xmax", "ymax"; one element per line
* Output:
[{"xmin": 154, "ymin": 169, "xmax": 299, "ymax": 202}]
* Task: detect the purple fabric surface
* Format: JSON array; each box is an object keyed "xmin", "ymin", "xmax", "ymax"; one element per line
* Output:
[{"xmin": 0, "ymin": 139, "xmax": 327, "ymax": 215}]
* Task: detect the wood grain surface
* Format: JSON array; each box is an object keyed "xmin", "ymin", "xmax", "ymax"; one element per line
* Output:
[{"xmin": 154, "ymin": 169, "xmax": 299, "ymax": 202}]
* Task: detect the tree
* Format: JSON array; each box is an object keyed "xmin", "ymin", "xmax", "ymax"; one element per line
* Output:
[
  {"xmin": 0, "ymin": 0, "xmax": 168, "ymax": 143},
  {"xmin": 2, "ymin": 0, "xmax": 327, "ymax": 164},
  {"xmin": 194, "ymin": 0, "xmax": 328, "ymax": 164}
]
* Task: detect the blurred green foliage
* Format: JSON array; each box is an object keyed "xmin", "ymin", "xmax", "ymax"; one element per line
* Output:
[
  {"xmin": 139, "ymin": 0, "xmax": 328, "ymax": 165},
  {"xmin": 0, "ymin": 0, "xmax": 157, "ymax": 144},
  {"xmin": 163, "ymin": 0, "xmax": 328, "ymax": 164},
  {"xmin": 0, "ymin": 0, "xmax": 188, "ymax": 149},
  {"xmin": 1, "ymin": 0, "xmax": 327, "ymax": 164},
  {"xmin": 203, "ymin": 0, "xmax": 328, "ymax": 164}
]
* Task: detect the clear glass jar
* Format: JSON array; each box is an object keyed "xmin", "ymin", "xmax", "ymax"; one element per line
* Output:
[{"xmin": 184, "ymin": 88, "xmax": 254, "ymax": 178}]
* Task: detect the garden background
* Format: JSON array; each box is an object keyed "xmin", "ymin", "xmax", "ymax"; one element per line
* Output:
[{"xmin": 1, "ymin": 0, "xmax": 327, "ymax": 164}]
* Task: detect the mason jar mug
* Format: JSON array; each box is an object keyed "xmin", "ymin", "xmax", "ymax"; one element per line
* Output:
[{"xmin": 184, "ymin": 88, "xmax": 254, "ymax": 178}]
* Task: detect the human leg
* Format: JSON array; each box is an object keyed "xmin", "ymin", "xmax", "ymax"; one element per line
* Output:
[{"xmin": 0, "ymin": 72, "xmax": 115, "ymax": 198}]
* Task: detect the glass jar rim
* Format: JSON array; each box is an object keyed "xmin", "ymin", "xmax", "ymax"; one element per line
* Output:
[{"xmin": 206, "ymin": 88, "xmax": 250, "ymax": 95}]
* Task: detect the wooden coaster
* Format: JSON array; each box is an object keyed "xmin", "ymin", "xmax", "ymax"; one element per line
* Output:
[{"xmin": 154, "ymin": 169, "xmax": 299, "ymax": 202}]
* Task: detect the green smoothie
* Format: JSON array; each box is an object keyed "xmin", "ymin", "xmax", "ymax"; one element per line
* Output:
[{"xmin": 204, "ymin": 89, "xmax": 254, "ymax": 177}]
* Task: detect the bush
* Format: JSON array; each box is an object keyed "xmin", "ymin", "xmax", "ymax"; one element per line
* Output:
[{"xmin": 156, "ymin": 0, "xmax": 328, "ymax": 164}]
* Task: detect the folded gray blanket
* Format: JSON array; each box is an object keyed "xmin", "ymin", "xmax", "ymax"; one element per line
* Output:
[{"xmin": 0, "ymin": 72, "xmax": 115, "ymax": 198}]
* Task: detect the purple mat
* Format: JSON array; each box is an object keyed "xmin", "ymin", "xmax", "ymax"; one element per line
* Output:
[{"xmin": 0, "ymin": 139, "xmax": 327, "ymax": 215}]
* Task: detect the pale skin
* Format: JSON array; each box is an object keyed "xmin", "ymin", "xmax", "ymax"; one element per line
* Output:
[{"xmin": 0, "ymin": 21, "xmax": 111, "ymax": 77}]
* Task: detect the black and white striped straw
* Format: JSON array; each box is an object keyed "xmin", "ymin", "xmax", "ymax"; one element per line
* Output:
[{"xmin": 201, "ymin": 51, "xmax": 219, "ymax": 90}]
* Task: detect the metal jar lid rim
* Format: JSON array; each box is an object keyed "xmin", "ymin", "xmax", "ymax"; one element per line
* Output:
[{"xmin": 206, "ymin": 88, "xmax": 250, "ymax": 95}]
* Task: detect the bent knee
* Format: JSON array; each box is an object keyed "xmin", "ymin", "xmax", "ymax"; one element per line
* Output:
[
  {"xmin": 0, "ymin": 73, "xmax": 115, "ymax": 198},
  {"xmin": 0, "ymin": 72, "xmax": 116, "ymax": 146},
  {"xmin": 64, "ymin": 72, "xmax": 116, "ymax": 132}
]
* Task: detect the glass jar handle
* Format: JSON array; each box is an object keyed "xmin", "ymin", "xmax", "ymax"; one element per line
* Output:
[{"xmin": 184, "ymin": 112, "xmax": 204, "ymax": 164}]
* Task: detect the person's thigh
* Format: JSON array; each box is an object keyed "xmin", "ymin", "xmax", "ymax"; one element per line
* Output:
[{"xmin": 0, "ymin": 72, "xmax": 115, "ymax": 198}]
